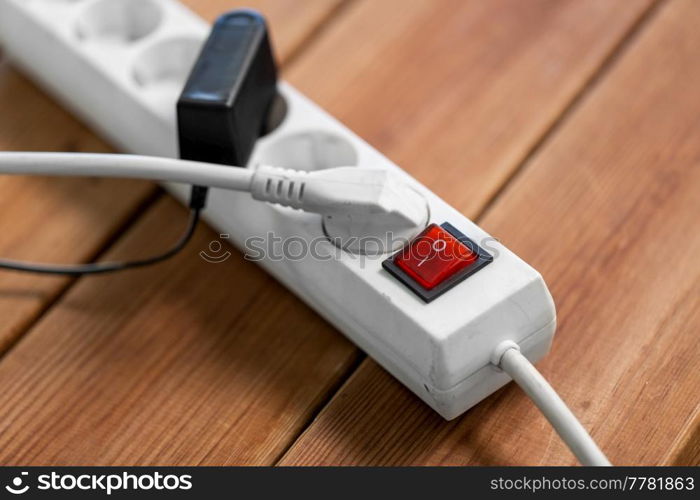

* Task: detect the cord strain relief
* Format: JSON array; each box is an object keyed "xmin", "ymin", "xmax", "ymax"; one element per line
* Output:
[
  {"xmin": 189, "ymin": 185, "xmax": 209, "ymax": 210},
  {"xmin": 490, "ymin": 340, "xmax": 520, "ymax": 368},
  {"xmin": 251, "ymin": 167, "xmax": 308, "ymax": 208}
]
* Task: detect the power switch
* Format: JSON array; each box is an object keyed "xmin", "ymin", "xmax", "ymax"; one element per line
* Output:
[
  {"xmin": 383, "ymin": 222, "xmax": 493, "ymax": 302},
  {"xmin": 395, "ymin": 224, "xmax": 476, "ymax": 289}
]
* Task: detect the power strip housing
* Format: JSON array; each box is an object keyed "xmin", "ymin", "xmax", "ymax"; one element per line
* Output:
[{"xmin": 0, "ymin": 0, "xmax": 556, "ymax": 419}]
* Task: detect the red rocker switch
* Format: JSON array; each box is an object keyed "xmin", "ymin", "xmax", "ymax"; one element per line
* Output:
[{"xmin": 383, "ymin": 222, "xmax": 493, "ymax": 302}]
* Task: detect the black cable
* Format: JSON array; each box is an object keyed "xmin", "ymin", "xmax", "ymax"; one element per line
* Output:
[{"xmin": 0, "ymin": 208, "xmax": 201, "ymax": 276}]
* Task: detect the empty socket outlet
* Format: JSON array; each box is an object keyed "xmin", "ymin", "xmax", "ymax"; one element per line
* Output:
[
  {"xmin": 76, "ymin": 0, "xmax": 163, "ymax": 44},
  {"xmin": 255, "ymin": 130, "xmax": 358, "ymax": 171}
]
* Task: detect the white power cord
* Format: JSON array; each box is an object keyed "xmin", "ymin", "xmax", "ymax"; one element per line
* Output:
[
  {"xmin": 0, "ymin": 152, "xmax": 253, "ymax": 190},
  {"xmin": 493, "ymin": 342, "xmax": 611, "ymax": 466},
  {"xmin": 0, "ymin": 152, "xmax": 425, "ymax": 227}
]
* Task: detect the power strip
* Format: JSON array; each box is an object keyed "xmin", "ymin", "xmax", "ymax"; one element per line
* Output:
[{"xmin": 0, "ymin": 0, "xmax": 556, "ymax": 419}]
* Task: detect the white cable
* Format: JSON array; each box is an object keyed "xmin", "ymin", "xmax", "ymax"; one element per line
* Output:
[
  {"xmin": 0, "ymin": 152, "xmax": 427, "ymax": 230},
  {"xmin": 0, "ymin": 152, "xmax": 254, "ymax": 191},
  {"xmin": 495, "ymin": 343, "xmax": 611, "ymax": 466}
]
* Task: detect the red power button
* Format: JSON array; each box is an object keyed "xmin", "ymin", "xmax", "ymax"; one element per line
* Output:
[{"xmin": 394, "ymin": 224, "xmax": 478, "ymax": 290}]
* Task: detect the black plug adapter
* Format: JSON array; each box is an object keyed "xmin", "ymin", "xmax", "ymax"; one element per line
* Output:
[{"xmin": 177, "ymin": 9, "xmax": 279, "ymax": 208}]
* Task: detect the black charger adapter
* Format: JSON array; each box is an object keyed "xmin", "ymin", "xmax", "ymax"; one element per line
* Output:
[{"xmin": 177, "ymin": 9, "xmax": 279, "ymax": 208}]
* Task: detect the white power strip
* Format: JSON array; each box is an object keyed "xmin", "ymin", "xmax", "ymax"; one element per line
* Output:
[{"xmin": 0, "ymin": 0, "xmax": 556, "ymax": 420}]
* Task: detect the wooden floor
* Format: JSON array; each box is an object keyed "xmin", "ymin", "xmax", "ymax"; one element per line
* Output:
[{"xmin": 0, "ymin": 0, "xmax": 698, "ymax": 466}]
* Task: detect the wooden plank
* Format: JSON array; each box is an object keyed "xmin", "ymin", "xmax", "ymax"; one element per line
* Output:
[
  {"xmin": 0, "ymin": 0, "xmax": 656, "ymax": 464},
  {"xmin": 280, "ymin": 0, "xmax": 700, "ymax": 465},
  {"xmin": 0, "ymin": 1, "xmax": 342, "ymax": 354}
]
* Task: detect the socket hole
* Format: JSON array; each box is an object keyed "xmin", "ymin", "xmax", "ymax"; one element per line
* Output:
[
  {"xmin": 256, "ymin": 131, "xmax": 358, "ymax": 172},
  {"xmin": 132, "ymin": 36, "xmax": 203, "ymax": 120},
  {"xmin": 133, "ymin": 36, "xmax": 202, "ymax": 93},
  {"xmin": 76, "ymin": 0, "xmax": 163, "ymax": 44}
]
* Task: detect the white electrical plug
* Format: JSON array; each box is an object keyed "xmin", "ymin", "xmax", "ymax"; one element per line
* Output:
[{"xmin": 251, "ymin": 165, "xmax": 429, "ymax": 253}]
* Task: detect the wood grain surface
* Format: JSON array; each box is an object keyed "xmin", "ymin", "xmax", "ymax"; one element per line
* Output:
[
  {"xmin": 1, "ymin": 0, "xmax": 697, "ymax": 467},
  {"xmin": 280, "ymin": 0, "xmax": 700, "ymax": 465}
]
